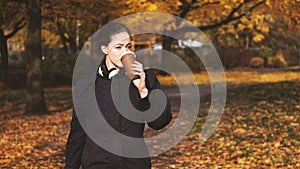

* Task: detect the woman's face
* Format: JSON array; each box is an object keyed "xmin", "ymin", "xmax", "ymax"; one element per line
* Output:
[{"xmin": 102, "ymin": 31, "xmax": 132, "ymax": 68}]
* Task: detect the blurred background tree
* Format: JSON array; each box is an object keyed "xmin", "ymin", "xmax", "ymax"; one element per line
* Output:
[
  {"xmin": 42, "ymin": 0, "xmax": 128, "ymax": 55},
  {"xmin": 25, "ymin": 0, "xmax": 48, "ymax": 114},
  {"xmin": 0, "ymin": 0, "xmax": 26, "ymax": 83},
  {"xmin": 1, "ymin": 0, "xmax": 299, "ymax": 114}
]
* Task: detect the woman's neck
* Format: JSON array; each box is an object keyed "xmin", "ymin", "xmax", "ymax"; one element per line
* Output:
[{"xmin": 105, "ymin": 55, "xmax": 118, "ymax": 70}]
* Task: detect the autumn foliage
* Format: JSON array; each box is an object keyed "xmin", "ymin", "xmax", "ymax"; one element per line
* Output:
[{"xmin": 1, "ymin": 71, "xmax": 300, "ymax": 168}]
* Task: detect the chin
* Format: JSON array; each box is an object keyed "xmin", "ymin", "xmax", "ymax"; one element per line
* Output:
[{"xmin": 118, "ymin": 63, "xmax": 124, "ymax": 68}]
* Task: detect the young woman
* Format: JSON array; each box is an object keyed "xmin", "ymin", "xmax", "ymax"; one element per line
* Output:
[{"xmin": 64, "ymin": 22, "xmax": 172, "ymax": 169}]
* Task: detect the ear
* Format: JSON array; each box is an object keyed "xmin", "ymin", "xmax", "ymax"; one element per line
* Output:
[{"xmin": 101, "ymin": 45, "xmax": 108, "ymax": 54}]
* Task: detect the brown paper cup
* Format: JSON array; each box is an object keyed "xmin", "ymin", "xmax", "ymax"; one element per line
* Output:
[{"xmin": 120, "ymin": 51, "xmax": 139, "ymax": 80}]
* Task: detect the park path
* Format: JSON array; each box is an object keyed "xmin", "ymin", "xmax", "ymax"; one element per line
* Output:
[{"xmin": 164, "ymin": 66, "xmax": 300, "ymax": 104}]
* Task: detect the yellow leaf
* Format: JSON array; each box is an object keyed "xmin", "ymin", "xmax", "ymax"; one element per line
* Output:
[
  {"xmin": 147, "ymin": 4, "xmax": 158, "ymax": 12},
  {"xmin": 265, "ymin": 158, "xmax": 271, "ymax": 164},
  {"xmin": 235, "ymin": 34, "xmax": 239, "ymax": 39},
  {"xmin": 274, "ymin": 142, "xmax": 281, "ymax": 147},
  {"xmin": 169, "ymin": 164, "xmax": 176, "ymax": 168},
  {"xmin": 237, "ymin": 24, "xmax": 245, "ymax": 31},
  {"xmin": 234, "ymin": 128, "xmax": 246, "ymax": 134},
  {"xmin": 260, "ymin": 25, "xmax": 270, "ymax": 33},
  {"xmin": 247, "ymin": 23, "xmax": 254, "ymax": 29},
  {"xmin": 253, "ymin": 33, "xmax": 264, "ymax": 42},
  {"xmin": 224, "ymin": 5, "xmax": 231, "ymax": 9}
]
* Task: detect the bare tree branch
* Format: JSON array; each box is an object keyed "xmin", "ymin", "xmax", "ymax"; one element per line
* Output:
[
  {"xmin": 5, "ymin": 17, "xmax": 26, "ymax": 39},
  {"xmin": 174, "ymin": 0, "xmax": 266, "ymax": 33},
  {"xmin": 9, "ymin": 0, "xmax": 28, "ymax": 3},
  {"xmin": 192, "ymin": 1, "xmax": 220, "ymax": 10},
  {"xmin": 178, "ymin": 0, "xmax": 198, "ymax": 18}
]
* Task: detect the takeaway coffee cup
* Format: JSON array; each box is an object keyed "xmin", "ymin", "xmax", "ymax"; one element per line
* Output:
[{"xmin": 120, "ymin": 51, "xmax": 139, "ymax": 80}]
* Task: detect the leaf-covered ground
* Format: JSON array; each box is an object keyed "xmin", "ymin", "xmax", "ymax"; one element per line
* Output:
[
  {"xmin": 152, "ymin": 81, "xmax": 300, "ymax": 168},
  {"xmin": 0, "ymin": 87, "xmax": 72, "ymax": 168},
  {"xmin": 0, "ymin": 71, "xmax": 299, "ymax": 168}
]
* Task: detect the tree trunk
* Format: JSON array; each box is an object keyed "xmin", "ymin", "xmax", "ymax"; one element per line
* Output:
[
  {"xmin": 61, "ymin": 36, "xmax": 70, "ymax": 55},
  {"xmin": 245, "ymin": 35, "xmax": 250, "ymax": 49},
  {"xmin": 161, "ymin": 35, "xmax": 176, "ymax": 75},
  {"xmin": 25, "ymin": 0, "xmax": 48, "ymax": 114},
  {"xmin": 61, "ymin": 34, "xmax": 70, "ymax": 55},
  {"xmin": 298, "ymin": 48, "xmax": 300, "ymax": 66},
  {"xmin": 56, "ymin": 21, "xmax": 70, "ymax": 55},
  {"xmin": 0, "ymin": 29, "xmax": 9, "ymax": 83},
  {"xmin": 68, "ymin": 36, "xmax": 77, "ymax": 54}
]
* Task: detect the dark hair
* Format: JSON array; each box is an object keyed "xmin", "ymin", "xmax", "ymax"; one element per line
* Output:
[{"xmin": 96, "ymin": 22, "xmax": 132, "ymax": 47}]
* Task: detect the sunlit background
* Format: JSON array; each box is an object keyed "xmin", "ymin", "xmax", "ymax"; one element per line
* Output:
[{"xmin": 0, "ymin": 0, "xmax": 299, "ymax": 168}]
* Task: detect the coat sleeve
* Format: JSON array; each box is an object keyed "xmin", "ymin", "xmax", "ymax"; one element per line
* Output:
[
  {"xmin": 64, "ymin": 109, "xmax": 86, "ymax": 169},
  {"xmin": 138, "ymin": 69, "xmax": 172, "ymax": 130}
]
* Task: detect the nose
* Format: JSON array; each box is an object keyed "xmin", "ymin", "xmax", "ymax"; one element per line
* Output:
[{"xmin": 124, "ymin": 46, "xmax": 130, "ymax": 52}]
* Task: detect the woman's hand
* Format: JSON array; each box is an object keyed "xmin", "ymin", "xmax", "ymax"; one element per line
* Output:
[{"xmin": 131, "ymin": 61, "xmax": 148, "ymax": 98}]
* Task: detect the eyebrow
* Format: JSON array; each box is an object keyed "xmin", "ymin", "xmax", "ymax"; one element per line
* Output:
[{"xmin": 114, "ymin": 42, "xmax": 132, "ymax": 46}]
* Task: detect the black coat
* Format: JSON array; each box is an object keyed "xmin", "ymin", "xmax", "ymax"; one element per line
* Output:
[{"xmin": 64, "ymin": 69, "xmax": 172, "ymax": 169}]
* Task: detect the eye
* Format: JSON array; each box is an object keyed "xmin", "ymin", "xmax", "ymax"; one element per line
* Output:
[
  {"xmin": 115, "ymin": 46, "xmax": 122, "ymax": 49},
  {"xmin": 127, "ymin": 45, "xmax": 132, "ymax": 49}
]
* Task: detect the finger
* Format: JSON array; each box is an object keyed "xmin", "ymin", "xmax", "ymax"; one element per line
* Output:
[
  {"xmin": 132, "ymin": 71, "xmax": 143, "ymax": 75},
  {"xmin": 140, "ymin": 71, "xmax": 145, "ymax": 79},
  {"xmin": 132, "ymin": 72, "xmax": 139, "ymax": 75},
  {"xmin": 131, "ymin": 64, "xmax": 141, "ymax": 69},
  {"xmin": 132, "ymin": 61, "xmax": 143, "ymax": 68},
  {"xmin": 133, "ymin": 70, "xmax": 145, "ymax": 79},
  {"xmin": 133, "ymin": 60, "xmax": 142, "ymax": 65},
  {"xmin": 139, "ymin": 71, "xmax": 146, "ymax": 78},
  {"xmin": 131, "ymin": 63, "xmax": 143, "ymax": 69},
  {"xmin": 132, "ymin": 67, "xmax": 143, "ymax": 72}
]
